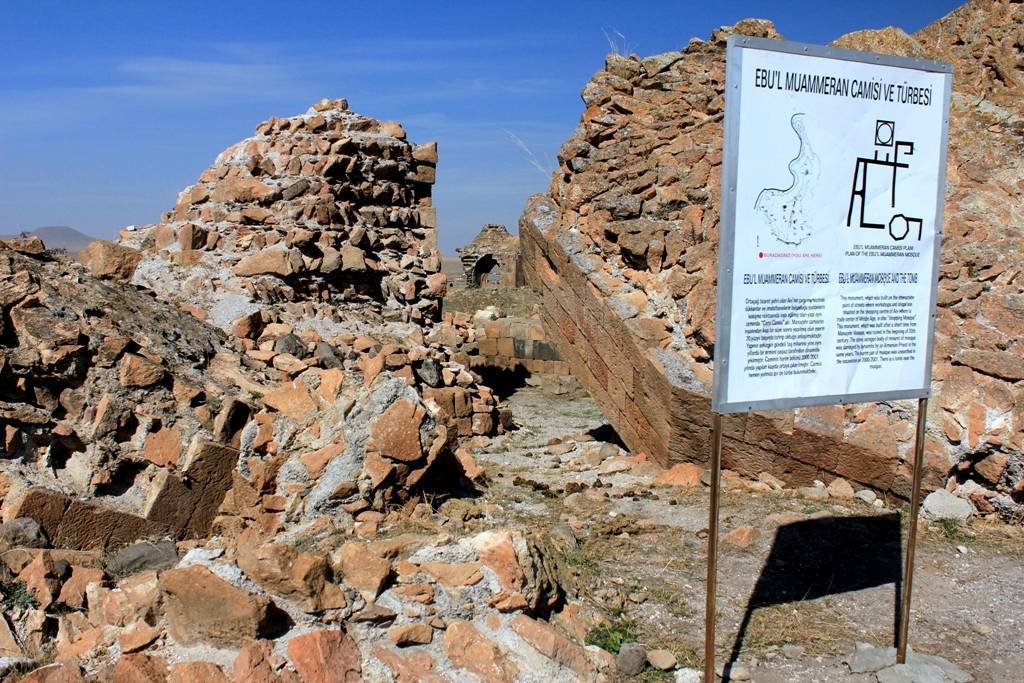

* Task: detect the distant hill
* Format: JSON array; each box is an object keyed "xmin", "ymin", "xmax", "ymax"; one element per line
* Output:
[
  {"xmin": 0, "ymin": 226, "xmax": 97, "ymax": 255},
  {"xmin": 442, "ymin": 256, "xmax": 464, "ymax": 283}
]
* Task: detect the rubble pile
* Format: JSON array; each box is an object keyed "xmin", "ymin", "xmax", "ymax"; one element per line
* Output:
[
  {"xmin": 520, "ymin": 0, "xmax": 1024, "ymax": 515},
  {"xmin": 114, "ymin": 97, "xmax": 507, "ymax": 453},
  {"xmin": 0, "ymin": 235, "xmax": 583, "ymax": 682},
  {"xmin": 121, "ymin": 98, "xmax": 444, "ymax": 334},
  {"xmin": 0, "ymin": 99, "xmax": 597, "ymax": 680},
  {"xmin": 0, "ymin": 236, "xmax": 259, "ymax": 548},
  {"xmin": 0, "ymin": 237, "xmax": 503, "ymax": 552}
]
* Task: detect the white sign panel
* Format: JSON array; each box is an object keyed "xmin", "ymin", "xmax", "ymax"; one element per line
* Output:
[{"xmin": 712, "ymin": 37, "xmax": 952, "ymax": 413}]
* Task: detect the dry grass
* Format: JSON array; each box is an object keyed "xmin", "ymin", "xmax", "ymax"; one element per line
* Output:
[{"xmin": 738, "ymin": 601, "xmax": 845, "ymax": 655}]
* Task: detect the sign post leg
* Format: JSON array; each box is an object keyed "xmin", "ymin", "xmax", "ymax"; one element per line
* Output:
[
  {"xmin": 705, "ymin": 413, "xmax": 724, "ymax": 682},
  {"xmin": 897, "ymin": 397, "xmax": 928, "ymax": 663}
]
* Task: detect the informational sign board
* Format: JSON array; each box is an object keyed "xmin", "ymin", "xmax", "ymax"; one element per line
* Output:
[{"xmin": 712, "ymin": 36, "xmax": 953, "ymax": 413}]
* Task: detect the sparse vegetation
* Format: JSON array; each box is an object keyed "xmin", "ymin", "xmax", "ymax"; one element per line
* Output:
[
  {"xmin": 741, "ymin": 602, "xmax": 842, "ymax": 655},
  {"xmin": 674, "ymin": 643, "xmax": 702, "ymax": 670},
  {"xmin": 938, "ymin": 518, "xmax": 974, "ymax": 545},
  {"xmin": 586, "ymin": 618, "xmax": 638, "ymax": 654},
  {"xmin": 1, "ymin": 579, "xmax": 39, "ymax": 610},
  {"xmin": 563, "ymin": 549, "xmax": 600, "ymax": 576}
]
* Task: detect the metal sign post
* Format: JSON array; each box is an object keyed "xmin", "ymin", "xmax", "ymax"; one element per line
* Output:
[
  {"xmin": 705, "ymin": 35, "xmax": 952, "ymax": 679},
  {"xmin": 897, "ymin": 396, "xmax": 929, "ymax": 663},
  {"xmin": 704, "ymin": 398, "xmax": 930, "ymax": 675},
  {"xmin": 704, "ymin": 414, "xmax": 723, "ymax": 683}
]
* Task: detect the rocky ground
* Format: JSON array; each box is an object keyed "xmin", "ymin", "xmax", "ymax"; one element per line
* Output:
[
  {"xmin": 1, "ymin": 4, "xmax": 1020, "ymax": 681},
  {"xmin": 461, "ymin": 386, "xmax": 1024, "ymax": 682},
  {"xmin": 0, "ymin": 244, "xmax": 1019, "ymax": 682}
]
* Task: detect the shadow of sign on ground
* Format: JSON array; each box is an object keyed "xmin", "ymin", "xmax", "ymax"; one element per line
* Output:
[{"xmin": 724, "ymin": 513, "xmax": 904, "ymax": 680}]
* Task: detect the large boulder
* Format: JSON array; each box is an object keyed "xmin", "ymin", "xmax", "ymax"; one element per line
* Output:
[
  {"xmin": 158, "ymin": 565, "xmax": 288, "ymax": 647},
  {"xmin": 79, "ymin": 240, "xmax": 142, "ymax": 280}
]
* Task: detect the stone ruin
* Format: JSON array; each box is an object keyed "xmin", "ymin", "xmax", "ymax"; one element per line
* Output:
[
  {"xmin": 123, "ymin": 97, "xmax": 444, "ymax": 333},
  {"xmin": 0, "ymin": 2, "xmax": 1020, "ymax": 680},
  {"xmin": 521, "ymin": 0, "xmax": 1024, "ymax": 517},
  {"xmin": 0, "ymin": 101, "xmax": 614, "ymax": 679},
  {"xmin": 442, "ymin": 224, "xmax": 582, "ymax": 397},
  {"xmin": 456, "ymin": 223, "xmax": 521, "ymax": 288}
]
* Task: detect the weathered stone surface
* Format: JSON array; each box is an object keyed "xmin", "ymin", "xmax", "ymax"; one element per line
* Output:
[
  {"xmin": 117, "ymin": 620, "xmax": 161, "ymax": 653},
  {"xmin": 373, "ymin": 644, "xmax": 446, "ymax": 682},
  {"xmin": 388, "ymin": 622, "xmax": 433, "ymax": 646},
  {"xmin": 647, "ymin": 649, "xmax": 677, "ymax": 671},
  {"xmin": 334, "ymin": 542, "xmax": 391, "ymax": 601},
  {"xmin": 142, "ymin": 425, "xmax": 181, "ymax": 467},
  {"xmin": 232, "ymin": 639, "xmax": 300, "ymax": 683},
  {"xmin": 56, "ymin": 565, "xmax": 104, "ymax": 609},
  {"xmin": 722, "ymin": 526, "xmax": 758, "ymax": 550},
  {"xmin": 444, "ymin": 620, "xmax": 519, "ymax": 682},
  {"xmin": 20, "ymin": 663, "xmax": 87, "ymax": 682},
  {"xmin": 974, "ymin": 452, "xmax": 1008, "ymax": 484},
  {"xmin": 17, "ymin": 552, "xmax": 63, "ymax": 609},
  {"xmin": 0, "ymin": 517, "xmax": 49, "ymax": 550},
  {"xmin": 922, "ymin": 489, "xmax": 973, "ymax": 521},
  {"xmin": 143, "ymin": 440, "xmax": 239, "ymax": 539},
  {"xmin": 119, "ymin": 353, "xmax": 165, "ymax": 388},
  {"xmin": 616, "ymin": 642, "xmax": 646, "ymax": 676},
  {"xmin": 167, "ymin": 661, "xmax": 231, "ymax": 683},
  {"xmin": 235, "ymin": 530, "xmax": 347, "ymax": 613},
  {"xmin": 105, "ymin": 541, "xmax": 178, "ymax": 576},
  {"xmin": 79, "ymin": 240, "xmax": 142, "ymax": 280},
  {"xmin": 234, "ymin": 248, "xmax": 302, "ymax": 278},
  {"xmin": 654, "ymin": 463, "xmax": 703, "ymax": 487},
  {"xmin": 286, "ymin": 628, "xmax": 362, "ymax": 683},
  {"xmin": 0, "ymin": 613, "xmax": 24, "ymax": 658},
  {"xmin": 159, "ymin": 565, "xmax": 287, "ymax": 647},
  {"xmin": 509, "ymin": 614, "xmax": 594, "ymax": 678},
  {"xmin": 826, "ymin": 477, "xmax": 856, "ymax": 499},
  {"xmin": 263, "ymin": 381, "xmax": 318, "ymax": 422},
  {"xmin": 110, "ymin": 649, "xmax": 170, "ymax": 682},
  {"xmin": 418, "ymin": 561, "xmax": 482, "ymax": 586},
  {"xmin": 367, "ymin": 399, "xmax": 425, "ymax": 462}
]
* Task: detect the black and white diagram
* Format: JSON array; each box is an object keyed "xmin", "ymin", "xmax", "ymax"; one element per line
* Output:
[
  {"xmin": 846, "ymin": 119, "xmax": 923, "ymax": 241},
  {"xmin": 753, "ymin": 113, "xmax": 820, "ymax": 246}
]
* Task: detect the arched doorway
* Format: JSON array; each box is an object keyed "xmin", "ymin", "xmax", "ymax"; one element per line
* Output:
[{"xmin": 469, "ymin": 254, "xmax": 499, "ymax": 288}]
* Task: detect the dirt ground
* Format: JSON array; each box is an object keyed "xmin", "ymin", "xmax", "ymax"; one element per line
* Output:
[{"xmin": 464, "ymin": 385, "xmax": 1024, "ymax": 682}]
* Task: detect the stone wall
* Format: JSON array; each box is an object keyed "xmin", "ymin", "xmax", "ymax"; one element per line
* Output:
[
  {"xmin": 121, "ymin": 98, "xmax": 444, "ymax": 335},
  {"xmin": 521, "ymin": 1, "xmax": 1024, "ymax": 514},
  {"xmin": 474, "ymin": 316, "xmax": 580, "ymax": 395},
  {"xmin": 428, "ymin": 311, "xmax": 581, "ymax": 396}
]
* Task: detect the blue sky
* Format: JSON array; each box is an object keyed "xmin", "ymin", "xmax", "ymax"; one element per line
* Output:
[{"xmin": 0, "ymin": 1, "xmax": 960, "ymax": 254}]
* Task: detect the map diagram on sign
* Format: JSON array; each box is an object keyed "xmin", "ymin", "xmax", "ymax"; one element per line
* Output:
[
  {"xmin": 846, "ymin": 119, "xmax": 923, "ymax": 241},
  {"xmin": 754, "ymin": 113, "xmax": 820, "ymax": 246}
]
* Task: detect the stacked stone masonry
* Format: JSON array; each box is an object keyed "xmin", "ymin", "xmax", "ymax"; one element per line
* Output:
[
  {"xmin": 121, "ymin": 98, "xmax": 445, "ymax": 335},
  {"xmin": 521, "ymin": 1, "xmax": 1024, "ymax": 515},
  {"xmin": 475, "ymin": 317, "xmax": 580, "ymax": 395}
]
